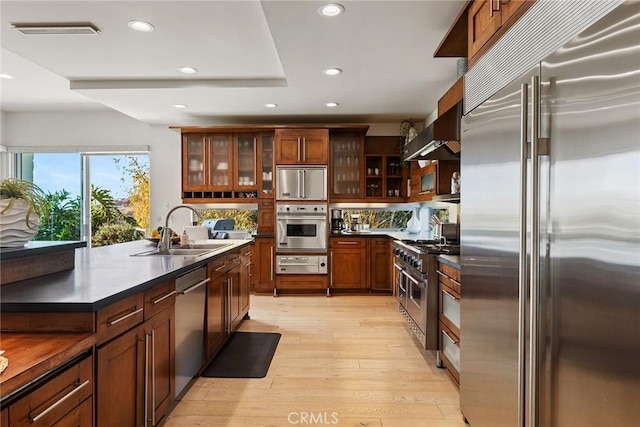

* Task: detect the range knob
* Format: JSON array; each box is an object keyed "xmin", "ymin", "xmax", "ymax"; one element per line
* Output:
[
  {"xmin": 314, "ymin": 207, "xmax": 318, "ymax": 211},
  {"xmin": 286, "ymin": 207, "xmax": 290, "ymax": 211},
  {"xmin": 393, "ymin": 248, "xmax": 401, "ymax": 256}
]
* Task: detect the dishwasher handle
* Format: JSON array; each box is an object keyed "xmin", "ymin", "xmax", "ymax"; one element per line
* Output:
[{"xmin": 178, "ymin": 278, "xmax": 210, "ymax": 295}]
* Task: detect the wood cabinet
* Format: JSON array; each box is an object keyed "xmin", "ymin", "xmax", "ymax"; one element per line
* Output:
[
  {"xmin": 240, "ymin": 245, "xmax": 251, "ymax": 317},
  {"xmin": 363, "ymin": 136, "xmax": 406, "ymax": 200},
  {"xmin": 257, "ymin": 199, "xmax": 275, "ymax": 234},
  {"xmin": 226, "ymin": 254, "xmax": 243, "ymax": 332},
  {"xmin": 468, "ymin": 0, "xmax": 533, "ymax": 62},
  {"xmin": 182, "ymin": 132, "xmax": 273, "ymax": 202},
  {"xmin": 329, "ymin": 237, "xmax": 367, "ymax": 290},
  {"xmin": 437, "ymin": 261, "xmax": 461, "ymax": 386},
  {"xmin": 330, "ymin": 132, "xmax": 364, "ymax": 199},
  {"xmin": 96, "ymin": 281, "xmax": 175, "ymax": 426},
  {"xmin": 206, "ymin": 256, "xmax": 228, "ymax": 361},
  {"xmin": 275, "ymin": 129, "xmax": 329, "ymax": 165},
  {"xmin": 408, "ymin": 160, "xmax": 459, "ymax": 202},
  {"xmin": 9, "ymin": 354, "xmax": 93, "ymax": 427},
  {"xmin": 254, "ymin": 237, "xmax": 275, "ymax": 294},
  {"xmin": 369, "ymin": 237, "xmax": 390, "ymax": 291}
]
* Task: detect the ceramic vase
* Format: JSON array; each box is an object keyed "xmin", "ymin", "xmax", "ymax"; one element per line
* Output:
[{"xmin": 0, "ymin": 199, "xmax": 40, "ymax": 247}]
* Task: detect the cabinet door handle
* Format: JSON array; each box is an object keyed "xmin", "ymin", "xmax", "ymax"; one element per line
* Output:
[
  {"xmin": 297, "ymin": 137, "xmax": 301, "ymax": 162},
  {"xmin": 108, "ymin": 307, "xmax": 144, "ymax": 326},
  {"xmin": 330, "ymin": 251, "xmax": 334, "ymax": 288},
  {"xmin": 436, "ymin": 270, "xmax": 461, "ymax": 287},
  {"xmin": 442, "ymin": 329, "xmax": 459, "ymax": 345},
  {"xmin": 30, "ymin": 379, "xmax": 90, "ymax": 423},
  {"xmin": 215, "ymin": 263, "xmax": 227, "ymax": 272},
  {"xmin": 270, "ymin": 246, "xmax": 274, "ymax": 281},
  {"xmin": 302, "ymin": 137, "xmax": 306, "ymax": 162},
  {"xmin": 180, "ymin": 278, "xmax": 211, "ymax": 295},
  {"xmin": 442, "ymin": 289, "xmax": 460, "ymax": 302},
  {"xmin": 144, "ymin": 333, "xmax": 150, "ymax": 426},
  {"xmin": 151, "ymin": 290, "xmax": 177, "ymax": 305},
  {"xmin": 151, "ymin": 329, "xmax": 156, "ymax": 426}
]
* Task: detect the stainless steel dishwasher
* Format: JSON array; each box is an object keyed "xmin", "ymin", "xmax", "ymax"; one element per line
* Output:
[{"xmin": 174, "ymin": 266, "xmax": 209, "ymax": 398}]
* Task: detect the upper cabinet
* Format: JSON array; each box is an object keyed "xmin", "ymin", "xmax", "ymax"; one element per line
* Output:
[
  {"xmin": 181, "ymin": 131, "xmax": 274, "ymax": 202},
  {"xmin": 275, "ymin": 129, "xmax": 329, "ymax": 165},
  {"xmin": 408, "ymin": 160, "xmax": 460, "ymax": 203},
  {"xmin": 330, "ymin": 131, "xmax": 364, "ymax": 199},
  {"xmin": 468, "ymin": 0, "xmax": 534, "ymax": 63},
  {"xmin": 434, "ymin": 0, "xmax": 534, "ymax": 65}
]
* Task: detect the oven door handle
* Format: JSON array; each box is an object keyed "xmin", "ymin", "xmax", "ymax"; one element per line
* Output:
[
  {"xmin": 277, "ymin": 215, "xmax": 325, "ymax": 220},
  {"xmin": 402, "ymin": 270, "xmax": 421, "ymax": 286}
]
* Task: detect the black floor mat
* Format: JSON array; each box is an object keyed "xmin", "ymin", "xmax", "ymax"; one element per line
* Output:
[{"xmin": 200, "ymin": 332, "xmax": 281, "ymax": 378}]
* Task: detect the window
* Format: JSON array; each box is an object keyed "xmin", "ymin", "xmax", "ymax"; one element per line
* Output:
[
  {"xmin": 341, "ymin": 209, "xmax": 412, "ymax": 230},
  {"xmin": 16, "ymin": 151, "xmax": 149, "ymax": 247}
]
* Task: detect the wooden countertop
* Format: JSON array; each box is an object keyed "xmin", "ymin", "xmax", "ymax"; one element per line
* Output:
[{"xmin": 0, "ymin": 332, "xmax": 95, "ymax": 403}]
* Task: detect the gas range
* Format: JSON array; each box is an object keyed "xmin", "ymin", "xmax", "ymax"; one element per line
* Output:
[{"xmin": 392, "ymin": 239, "xmax": 459, "ymax": 275}]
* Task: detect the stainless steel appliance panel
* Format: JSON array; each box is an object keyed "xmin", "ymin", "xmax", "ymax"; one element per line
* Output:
[
  {"xmin": 276, "ymin": 166, "xmax": 327, "ymax": 200},
  {"xmin": 276, "ymin": 255, "xmax": 328, "ymax": 274},
  {"xmin": 460, "ymin": 67, "xmax": 537, "ymax": 427},
  {"xmin": 539, "ymin": 4, "xmax": 640, "ymax": 425},
  {"xmin": 174, "ymin": 266, "xmax": 209, "ymax": 397}
]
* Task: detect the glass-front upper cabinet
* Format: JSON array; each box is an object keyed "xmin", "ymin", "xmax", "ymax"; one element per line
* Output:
[
  {"xmin": 183, "ymin": 134, "xmax": 207, "ymax": 190},
  {"xmin": 207, "ymin": 134, "xmax": 233, "ymax": 189},
  {"xmin": 259, "ymin": 133, "xmax": 274, "ymax": 197},
  {"xmin": 330, "ymin": 132, "xmax": 364, "ymax": 199},
  {"xmin": 235, "ymin": 134, "xmax": 257, "ymax": 190}
]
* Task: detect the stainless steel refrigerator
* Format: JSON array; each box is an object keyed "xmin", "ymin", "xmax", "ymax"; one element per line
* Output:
[{"xmin": 460, "ymin": 1, "xmax": 640, "ymax": 426}]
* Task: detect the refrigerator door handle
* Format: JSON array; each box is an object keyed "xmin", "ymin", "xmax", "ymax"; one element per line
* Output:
[
  {"xmin": 528, "ymin": 74, "xmax": 542, "ymax": 427},
  {"xmin": 518, "ymin": 82, "xmax": 529, "ymax": 427}
]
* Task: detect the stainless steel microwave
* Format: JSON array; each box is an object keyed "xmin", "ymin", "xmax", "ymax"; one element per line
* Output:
[{"xmin": 276, "ymin": 166, "xmax": 327, "ymax": 200}]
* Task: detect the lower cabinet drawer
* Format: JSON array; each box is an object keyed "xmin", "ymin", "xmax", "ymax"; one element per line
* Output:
[
  {"xmin": 441, "ymin": 287, "xmax": 460, "ymax": 331},
  {"xmin": 441, "ymin": 327, "xmax": 460, "ymax": 374},
  {"xmin": 10, "ymin": 355, "xmax": 93, "ymax": 426}
]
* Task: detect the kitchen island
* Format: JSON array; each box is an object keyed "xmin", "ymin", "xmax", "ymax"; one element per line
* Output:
[{"xmin": 0, "ymin": 238, "xmax": 252, "ymax": 425}]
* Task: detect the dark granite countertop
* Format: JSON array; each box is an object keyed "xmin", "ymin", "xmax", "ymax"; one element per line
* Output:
[
  {"xmin": 0, "ymin": 241, "xmax": 86, "ymax": 260},
  {"xmin": 437, "ymin": 254, "xmax": 461, "ymax": 269},
  {"xmin": 0, "ymin": 239, "xmax": 251, "ymax": 313}
]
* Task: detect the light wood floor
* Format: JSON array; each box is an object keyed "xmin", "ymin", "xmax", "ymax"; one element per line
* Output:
[{"xmin": 165, "ymin": 295, "xmax": 466, "ymax": 427}]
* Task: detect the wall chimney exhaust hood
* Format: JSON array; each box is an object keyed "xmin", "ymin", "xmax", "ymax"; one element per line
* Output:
[{"xmin": 404, "ymin": 101, "xmax": 461, "ymax": 161}]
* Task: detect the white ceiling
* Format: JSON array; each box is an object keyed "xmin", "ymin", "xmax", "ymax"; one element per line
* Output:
[{"xmin": 0, "ymin": 0, "xmax": 465, "ymax": 127}]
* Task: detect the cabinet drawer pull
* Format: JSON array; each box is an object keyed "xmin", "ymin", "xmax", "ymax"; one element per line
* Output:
[
  {"xmin": 151, "ymin": 290, "xmax": 177, "ymax": 305},
  {"xmin": 214, "ymin": 263, "xmax": 227, "ymax": 272},
  {"xmin": 442, "ymin": 329, "xmax": 459, "ymax": 345},
  {"xmin": 442, "ymin": 289, "xmax": 460, "ymax": 302},
  {"xmin": 337, "ymin": 241, "xmax": 357, "ymax": 245},
  {"xmin": 436, "ymin": 270, "xmax": 461, "ymax": 287},
  {"xmin": 30, "ymin": 379, "xmax": 90, "ymax": 423},
  {"xmin": 108, "ymin": 307, "xmax": 144, "ymax": 326},
  {"xmin": 229, "ymin": 256, "xmax": 241, "ymax": 263}
]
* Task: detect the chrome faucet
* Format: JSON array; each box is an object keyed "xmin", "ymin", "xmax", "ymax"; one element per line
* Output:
[{"xmin": 158, "ymin": 205, "xmax": 200, "ymax": 251}]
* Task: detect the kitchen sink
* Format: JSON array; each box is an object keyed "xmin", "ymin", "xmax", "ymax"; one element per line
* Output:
[
  {"xmin": 130, "ymin": 241, "xmax": 235, "ymax": 257},
  {"xmin": 130, "ymin": 248, "xmax": 216, "ymax": 257},
  {"xmin": 188, "ymin": 242, "xmax": 235, "ymax": 250}
]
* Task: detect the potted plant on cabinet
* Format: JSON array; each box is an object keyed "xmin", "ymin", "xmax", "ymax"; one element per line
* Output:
[{"xmin": 0, "ymin": 178, "xmax": 47, "ymax": 247}]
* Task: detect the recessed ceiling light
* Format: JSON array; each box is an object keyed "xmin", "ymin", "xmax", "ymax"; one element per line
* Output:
[
  {"xmin": 265, "ymin": 103, "xmax": 278, "ymax": 108},
  {"xmin": 323, "ymin": 68, "xmax": 342, "ymax": 76},
  {"xmin": 0, "ymin": 73, "xmax": 14, "ymax": 79},
  {"xmin": 325, "ymin": 102, "xmax": 339, "ymax": 108},
  {"xmin": 178, "ymin": 66, "xmax": 198, "ymax": 74},
  {"xmin": 174, "ymin": 104, "xmax": 188, "ymax": 109},
  {"xmin": 128, "ymin": 20, "xmax": 154, "ymax": 32},
  {"xmin": 319, "ymin": 3, "xmax": 345, "ymax": 17}
]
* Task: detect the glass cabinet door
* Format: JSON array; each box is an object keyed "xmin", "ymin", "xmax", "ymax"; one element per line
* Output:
[
  {"xmin": 184, "ymin": 134, "xmax": 206, "ymax": 189},
  {"xmin": 260, "ymin": 134, "xmax": 274, "ymax": 196},
  {"xmin": 207, "ymin": 134, "xmax": 233, "ymax": 189},
  {"xmin": 331, "ymin": 134, "xmax": 363, "ymax": 198},
  {"xmin": 235, "ymin": 135, "xmax": 257, "ymax": 190}
]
